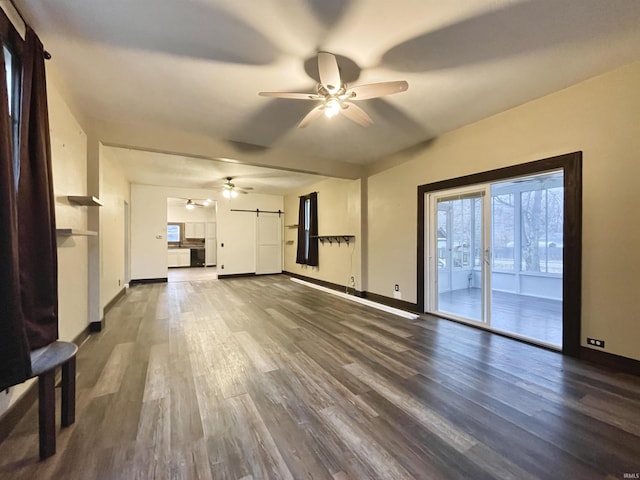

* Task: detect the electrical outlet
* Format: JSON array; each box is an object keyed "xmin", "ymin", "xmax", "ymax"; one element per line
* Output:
[
  {"xmin": 394, "ymin": 284, "xmax": 399, "ymax": 292},
  {"xmin": 221, "ymin": 265, "xmax": 224, "ymax": 270},
  {"xmin": 587, "ymin": 337, "xmax": 605, "ymax": 348},
  {"xmin": 118, "ymin": 279, "xmax": 121, "ymax": 286},
  {"xmin": 349, "ymin": 276, "xmax": 355, "ymax": 287}
]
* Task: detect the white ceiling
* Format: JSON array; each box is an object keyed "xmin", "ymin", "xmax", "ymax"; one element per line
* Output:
[
  {"xmin": 102, "ymin": 146, "xmax": 325, "ymax": 195},
  {"xmin": 11, "ymin": 0, "xmax": 640, "ymax": 186}
]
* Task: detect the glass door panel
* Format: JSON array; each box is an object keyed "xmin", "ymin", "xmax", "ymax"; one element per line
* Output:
[
  {"xmin": 435, "ymin": 191, "xmax": 486, "ymax": 323},
  {"xmin": 490, "ymin": 171, "xmax": 563, "ymax": 347}
]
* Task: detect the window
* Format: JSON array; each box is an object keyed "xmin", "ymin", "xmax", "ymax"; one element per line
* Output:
[
  {"xmin": 167, "ymin": 223, "xmax": 182, "ymax": 245},
  {"xmin": 2, "ymin": 19, "xmax": 22, "ymax": 187},
  {"xmin": 4, "ymin": 46, "xmax": 12, "ymax": 112},
  {"xmin": 303, "ymin": 197, "xmax": 310, "ymax": 260},
  {"xmin": 491, "ymin": 171, "xmax": 563, "ymax": 275},
  {"xmin": 296, "ymin": 192, "xmax": 318, "ymax": 266},
  {"xmin": 492, "ymin": 193, "xmax": 515, "ymax": 271}
]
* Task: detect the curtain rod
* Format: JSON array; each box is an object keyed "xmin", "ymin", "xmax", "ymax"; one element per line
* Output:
[
  {"xmin": 298, "ymin": 191, "xmax": 318, "ymax": 198},
  {"xmin": 8, "ymin": 0, "xmax": 52, "ymax": 59}
]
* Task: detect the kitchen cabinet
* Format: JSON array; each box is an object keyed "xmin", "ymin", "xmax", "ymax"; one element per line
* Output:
[
  {"xmin": 168, "ymin": 248, "xmax": 190, "ymax": 267},
  {"xmin": 185, "ymin": 222, "xmax": 205, "ymax": 238}
]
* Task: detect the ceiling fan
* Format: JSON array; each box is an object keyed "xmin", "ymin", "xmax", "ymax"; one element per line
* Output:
[
  {"xmin": 258, "ymin": 51, "xmax": 408, "ymax": 128},
  {"xmin": 171, "ymin": 197, "xmax": 213, "ymax": 210},
  {"xmin": 182, "ymin": 198, "xmax": 212, "ymax": 210},
  {"xmin": 220, "ymin": 177, "xmax": 253, "ymax": 198}
]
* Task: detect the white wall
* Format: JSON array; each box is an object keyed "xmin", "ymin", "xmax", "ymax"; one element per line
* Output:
[
  {"xmin": 367, "ymin": 61, "xmax": 640, "ymax": 361},
  {"xmin": 284, "ymin": 178, "xmax": 362, "ymax": 290},
  {"xmin": 131, "ymin": 183, "xmax": 283, "ymax": 279}
]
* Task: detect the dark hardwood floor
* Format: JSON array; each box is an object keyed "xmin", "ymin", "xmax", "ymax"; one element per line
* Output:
[
  {"xmin": 438, "ymin": 288, "xmax": 562, "ymax": 346},
  {"xmin": 1, "ymin": 275, "xmax": 639, "ymax": 479}
]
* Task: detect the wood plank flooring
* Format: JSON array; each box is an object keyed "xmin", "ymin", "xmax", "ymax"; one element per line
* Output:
[{"xmin": 1, "ymin": 275, "xmax": 639, "ymax": 479}]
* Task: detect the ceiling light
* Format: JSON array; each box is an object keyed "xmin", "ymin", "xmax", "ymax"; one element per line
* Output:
[
  {"xmin": 185, "ymin": 200, "xmax": 195, "ymax": 210},
  {"xmin": 324, "ymin": 98, "xmax": 340, "ymax": 118},
  {"xmin": 231, "ymin": 190, "xmax": 238, "ymax": 198},
  {"xmin": 223, "ymin": 190, "xmax": 231, "ymax": 199},
  {"xmin": 203, "ymin": 199, "xmax": 212, "ymax": 206}
]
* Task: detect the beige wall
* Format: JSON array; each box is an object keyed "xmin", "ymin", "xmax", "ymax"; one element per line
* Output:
[
  {"xmin": 49, "ymin": 80, "xmax": 91, "ymax": 343},
  {"xmin": 100, "ymin": 149, "xmax": 130, "ymax": 307},
  {"xmin": 284, "ymin": 178, "xmax": 362, "ymax": 291},
  {"xmin": 367, "ymin": 61, "xmax": 640, "ymax": 361}
]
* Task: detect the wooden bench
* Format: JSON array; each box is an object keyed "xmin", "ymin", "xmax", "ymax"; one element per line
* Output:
[{"xmin": 28, "ymin": 340, "xmax": 78, "ymax": 460}]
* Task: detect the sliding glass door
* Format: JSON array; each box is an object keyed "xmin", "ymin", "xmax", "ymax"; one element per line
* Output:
[{"xmin": 426, "ymin": 171, "xmax": 564, "ymax": 349}]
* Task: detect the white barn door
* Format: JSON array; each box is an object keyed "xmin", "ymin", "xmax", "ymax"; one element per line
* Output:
[{"xmin": 256, "ymin": 213, "xmax": 282, "ymax": 274}]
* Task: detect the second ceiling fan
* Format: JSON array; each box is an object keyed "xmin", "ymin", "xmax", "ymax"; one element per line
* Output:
[
  {"xmin": 259, "ymin": 52, "xmax": 408, "ymax": 128},
  {"xmin": 220, "ymin": 177, "xmax": 253, "ymax": 198}
]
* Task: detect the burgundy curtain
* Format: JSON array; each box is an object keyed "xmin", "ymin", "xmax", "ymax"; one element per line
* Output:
[
  {"xmin": 17, "ymin": 27, "xmax": 59, "ymax": 349},
  {"xmin": 0, "ymin": 37, "xmax": 32, "ymax": 390}
]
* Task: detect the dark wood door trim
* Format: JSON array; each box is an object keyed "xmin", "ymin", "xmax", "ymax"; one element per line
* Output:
[{"xmin": 417, "ymin": 151, "xmax": 582, "ymax": 357}]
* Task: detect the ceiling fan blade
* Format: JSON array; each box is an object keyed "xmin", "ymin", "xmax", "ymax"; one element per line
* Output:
[
  {"xmin": 347, "ymin": 81, "xmax": 408, "ymax": 100},
  {"xmin": 318, "ymin": 51, "xmax": 341, "ymax": 93},
  {"xmin": 298, "ymin": 105, "xmax": 325, "ymax": 128},
  {"xmin": 341, "ymin": 102, "xmax": 374, "ymax": 127},
  {"xmin": 258, "ymin": 91, "xmax": 320, "ymax": 100}
]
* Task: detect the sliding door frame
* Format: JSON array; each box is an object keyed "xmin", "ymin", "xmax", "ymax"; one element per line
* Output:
[{"xmin": 417, "ymin": 152, "xmax": 582, "ymax": 356}]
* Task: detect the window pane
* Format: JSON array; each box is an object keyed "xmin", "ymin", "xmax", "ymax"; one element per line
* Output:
[
  {"xmin": 437, "ymin": 207, "xmax": 448, "ymax": 269},
  {"xmin": 521, "ymin": 189, "xmax": 547, "ymax": 272},
  {"xmin": 304, "ymin": 198, "xmax": 310, "ymax": 260},
  {"xmin": 473, "ymin": 197, "xmax": 482, "ymax": 267},
  {"xmin": 3, "ymin": 46, "xmax": 12, "ymax": 116},
  {"xmin": 492, "ymin": 193, "xmax": 515, "ymax": 271},
  {"xmin": 167, "ymin": 224, "xmax": 181, "ymax": 242},
  {"xmin": 546, "ymin": 187, "xmax": 564, "ymax": 274},
  {"xmin": 451, "ymin": 198, "xmax": 472, "ymax": 269}
]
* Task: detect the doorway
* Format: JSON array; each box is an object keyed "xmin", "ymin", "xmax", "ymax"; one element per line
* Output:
[{"xmin": 418, "ymin": 152, "xmax": 582, "ymax": 355}]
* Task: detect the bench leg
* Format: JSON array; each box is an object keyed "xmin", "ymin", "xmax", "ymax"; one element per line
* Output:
[
  {"xmin": 38, "ymin": 370, "xmax": 56, "ymax": 460},
  {"xmin": 61, "ymin": 356, "xmax": 76, "ymax": 427}
]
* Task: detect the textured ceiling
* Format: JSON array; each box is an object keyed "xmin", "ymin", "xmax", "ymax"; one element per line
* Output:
[{"xmin": 11, "ymin": 0, "xmax": 640, "ymax": 186}]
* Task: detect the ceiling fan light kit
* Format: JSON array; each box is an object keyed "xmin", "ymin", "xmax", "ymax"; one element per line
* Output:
[
  {"xmin": 223, "ymin": 189, "xmax": 238, "ymax": 199},
  {"xmin": 259, "ymin": 52, "xmax": 408, "ymax": 128}
]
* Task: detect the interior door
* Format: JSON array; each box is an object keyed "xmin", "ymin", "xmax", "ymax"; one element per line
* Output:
[
  {"xmin": 256, "ymin": 214, "xmax": 282, "ymax": 275},
  {"xmin": 428, "ymin": 187, "xmax": 490, "ymax": 324}
]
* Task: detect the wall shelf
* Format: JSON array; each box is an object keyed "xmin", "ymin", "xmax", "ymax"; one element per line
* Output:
[
  {"xmin": 312, "ymin": 235, "xmax": 355, "ymax": 245},
  {"xmin": 285, "ymin": 224, "xmax": 299, "ymax": 228},
  {"xmin": 56, "ymin": 228, "xmax": 98, "ymax": 236},
  {"xmin": 67, "ymin": 195, "xmax": 103, "ymax": 206}
]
